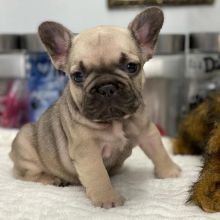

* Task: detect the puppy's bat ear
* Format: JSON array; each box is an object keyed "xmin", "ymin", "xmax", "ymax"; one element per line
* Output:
[
  {"xmin": 38, "ymin": 21, "xmax": 72, "ymax": 70},
  {"xmin": 129, "ymin": 7, "xmax": 164, "ymax": 61}
]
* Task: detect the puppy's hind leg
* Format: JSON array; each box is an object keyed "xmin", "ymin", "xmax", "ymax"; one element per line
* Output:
[{"xmin": 10, "ymin": 125, "xmax": 64, "ymax": 186}]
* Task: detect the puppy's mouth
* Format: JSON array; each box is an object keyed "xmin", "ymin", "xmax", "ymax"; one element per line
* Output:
[{"xmin": 82, "ymin": 81, "xmax": 141, "ymax": 122}]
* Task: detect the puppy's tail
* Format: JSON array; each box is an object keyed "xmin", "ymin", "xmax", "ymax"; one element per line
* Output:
[{"xmin": 173, "ymin": 100, "xmax": 213, "ymax": 155}]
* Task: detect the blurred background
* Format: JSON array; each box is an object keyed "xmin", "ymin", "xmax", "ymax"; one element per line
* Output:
[{"xmin": 0, "ymin": 0, "xmax": 220, "ymax": 136}]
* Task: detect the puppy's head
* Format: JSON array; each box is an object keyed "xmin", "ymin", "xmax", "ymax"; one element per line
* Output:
[{"xmin": 38, "ymin": 7, "xmax": 163, "ymax": 122}]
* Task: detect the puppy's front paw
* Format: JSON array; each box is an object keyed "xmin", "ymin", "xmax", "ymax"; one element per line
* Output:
[
  {"xmin": 89, "ymin": 190, "xmax": 125, "ymax": 209},
  {"xmin": 155, "ymin": 161, "xmax": 181, "ymax": 178}
]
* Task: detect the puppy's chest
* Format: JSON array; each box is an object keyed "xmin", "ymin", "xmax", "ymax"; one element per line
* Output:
[{"xmin": 98, "ymin": 121, "xmax": 128, "ymax": 159}]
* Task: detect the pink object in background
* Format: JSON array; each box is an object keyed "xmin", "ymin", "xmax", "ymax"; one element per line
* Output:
[
  {"xmin": 156, "ymin": 124, "xmax": 166, "ymax": 136},
  {"xmin": 0, "ymin": 80, "xmax": 28, "ymax": 128}
]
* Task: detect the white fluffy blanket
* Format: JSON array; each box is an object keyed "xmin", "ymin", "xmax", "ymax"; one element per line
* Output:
[{"xmin": 0, "ymin": 128, "xmax": 220, "ymax": 220}]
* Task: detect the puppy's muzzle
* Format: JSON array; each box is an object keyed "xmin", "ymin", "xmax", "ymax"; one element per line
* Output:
[{"xmin": 83, "ymin": 81, "xmax": 141, "ymax": 122}]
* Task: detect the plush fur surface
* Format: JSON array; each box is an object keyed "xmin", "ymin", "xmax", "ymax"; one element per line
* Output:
[
  {"xmin": 2, "ymin": 130, "xmax": 220, "ymax": 219},
  {"xmin": 174, "ymin": 92, "xmax": 220, "ymax": 212}
]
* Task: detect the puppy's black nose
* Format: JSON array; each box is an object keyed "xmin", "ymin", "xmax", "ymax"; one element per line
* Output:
[{"xmin": 97, "ymin": 83, "xmax": 118, "ymax": 97}]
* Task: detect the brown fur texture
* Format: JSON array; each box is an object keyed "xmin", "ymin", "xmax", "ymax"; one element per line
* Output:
[
  {"xmin": 10, "ymin": 7, "xmax": 181, "ymax": 209},
  {"xmin": 174, "ymin": 92, "xmax": 220, "ymax": 212}
]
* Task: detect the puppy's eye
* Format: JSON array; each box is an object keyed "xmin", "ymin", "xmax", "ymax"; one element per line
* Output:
[
  {"xmin": 126, "ymin": 63, "xmax": 138, "ymax": 74},
  {"xmin": 72, "ymin": 71, "xmax": 84, "ymax": 83}
]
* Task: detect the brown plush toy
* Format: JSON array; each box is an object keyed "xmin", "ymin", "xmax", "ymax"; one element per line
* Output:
[{"xmin": 174, "ymin": 92, "xmax": 220, "ymax": 212}]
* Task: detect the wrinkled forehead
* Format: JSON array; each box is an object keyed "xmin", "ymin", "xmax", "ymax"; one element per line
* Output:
[{"xmin": 70, "ymin": 26, "xmax": 140, "ymax": 69}]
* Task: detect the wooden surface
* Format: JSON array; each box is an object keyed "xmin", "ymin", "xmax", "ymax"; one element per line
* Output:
[{"xmin": 108, "ymin": 0, "xmax": 215, "ymax": 7}]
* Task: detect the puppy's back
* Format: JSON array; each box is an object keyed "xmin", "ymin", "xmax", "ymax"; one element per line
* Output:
[{"xmin": 10, "ymin": 84, "xmax": 78, "ymax": 182}]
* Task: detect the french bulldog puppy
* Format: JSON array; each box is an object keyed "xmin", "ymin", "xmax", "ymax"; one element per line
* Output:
[{"xmin": 10, "ymin": 7, "xmax": 181, "ymax": 208}]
